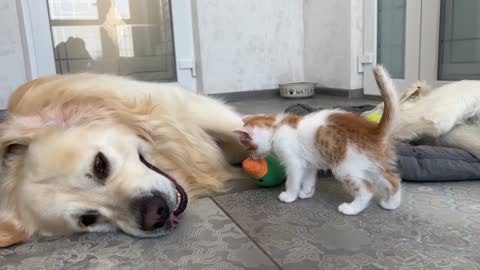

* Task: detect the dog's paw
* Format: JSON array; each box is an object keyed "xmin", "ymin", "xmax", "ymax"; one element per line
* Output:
[
  {"xmin": 278, "ymin": 192, "xmax": 297, "ymax": 203},
  {"xmin": 337, "ymin": 203, "xmax": 362, "ymax": 215},
  {"xmin": 298, "ymin": 188, "xmax": 315, "ymax": 199}
]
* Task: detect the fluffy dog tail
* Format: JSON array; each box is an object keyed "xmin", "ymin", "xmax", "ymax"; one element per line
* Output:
[{"xmin": 374, "ymin": 65, "xmax": 399, "ymax": 138}]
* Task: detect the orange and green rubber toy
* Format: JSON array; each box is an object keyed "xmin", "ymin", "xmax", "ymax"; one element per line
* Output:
[{"xmin": 242, "ymin": 155, "xmax": 286, "ymax": 187}]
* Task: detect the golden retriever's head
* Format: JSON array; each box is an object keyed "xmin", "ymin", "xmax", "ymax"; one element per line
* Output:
[
  {"xmin": 0, "ymin": 98, "xmax": 190, "ymax": 247},
  {"xmin": 361, "ymin": 81, "xmax": 432, "ymax": 117}
]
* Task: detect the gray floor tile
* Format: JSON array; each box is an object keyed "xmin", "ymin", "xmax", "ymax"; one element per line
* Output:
[
  {"xmin": 202, "ymin": 177, "xmax": 261, "ymax": 198},
  {"xmin": 213, "ymin": 178, "xmax": 480, "ymax": 270},
  {"xmin": 1, "ymin": 198, "xmax": 278, "ymax": 270}
]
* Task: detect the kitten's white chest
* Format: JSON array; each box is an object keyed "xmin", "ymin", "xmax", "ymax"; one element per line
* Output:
[
  {"xmin": 272, "ymin": 125, "xmax": 327, "ymax": 169},
  {"xmin": 272, "ymin": 126, "xmax": 298, "ymax": 158}
]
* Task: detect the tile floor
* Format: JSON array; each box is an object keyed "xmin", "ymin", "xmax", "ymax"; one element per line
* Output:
[{"xmin": 2, "ymin": 95, "xmax": 480, "ymax": 270}]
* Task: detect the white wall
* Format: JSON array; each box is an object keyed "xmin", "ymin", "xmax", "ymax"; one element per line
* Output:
[
  {"xmin": 349, "ymin": 0, "xmax": 363, "ymax": 89},
  {"xmin": 1, "ymin": 0, "xmax": 363, "ymax": 102},
  {"xmin": 194, "ymin": 0, "xmax": 305, "ymax": 94},
  {"xmin": 0, "ymin": 0, "xmax": 27, "ymax": 109},
  {"xmin": 303, "ymin": 0, "xmax": 363, "ymax": 90}
]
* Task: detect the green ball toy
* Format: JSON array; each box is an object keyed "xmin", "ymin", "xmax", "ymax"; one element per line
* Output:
[
  {"xmin": 366, "ymin": 113, "xmax": 382, "ymax": 123},
  {"xmin": 242, "ymin": 154, "xmax": 286, "ymax": 187}
]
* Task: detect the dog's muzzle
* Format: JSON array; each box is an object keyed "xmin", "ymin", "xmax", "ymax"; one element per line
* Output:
[{"xmin": 136, "ymin": 154, "xmax": 188, "ymax": 231}]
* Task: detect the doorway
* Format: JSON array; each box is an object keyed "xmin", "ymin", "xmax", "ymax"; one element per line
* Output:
[{"xmin": 363, "ymin": 0, "xmax": 480, "ymax": 95}]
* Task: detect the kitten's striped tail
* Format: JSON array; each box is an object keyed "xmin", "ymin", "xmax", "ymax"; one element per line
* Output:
[{"xmin": 373, "ymin": 65, "xmax": 399, "ymax": 137}]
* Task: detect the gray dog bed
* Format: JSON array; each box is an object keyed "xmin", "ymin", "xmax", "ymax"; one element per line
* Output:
[{"xmin": 285, "ymin": 104, "xmax": 480, "ymax": 181}]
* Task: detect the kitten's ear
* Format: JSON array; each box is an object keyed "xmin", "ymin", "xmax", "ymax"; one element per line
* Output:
[{"xmin": 233, "ymin": 129, "xmax": 252, "ymax": 141}]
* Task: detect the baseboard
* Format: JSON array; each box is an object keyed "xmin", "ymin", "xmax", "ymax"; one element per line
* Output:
[
  {"xmin": 361, "ymin": 94, "xmax": 383, "ymax": 101},
  {"xmin": 316, "ymin": 87, "xmax": 364, "ymax": 99},
  {"xmin": 209, "ymin": 89, "xmax": 280, "ymax": 102},
  {"xmin": 209, "ymin": 87, "xmax": 366, "ymax": 101}
]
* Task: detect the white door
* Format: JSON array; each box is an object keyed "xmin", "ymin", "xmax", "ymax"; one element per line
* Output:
[
  {"xmin": 363, "ymin": 0, "xmax": 480, "ymax": 95},
  {"xmin": 19, "ymin": 0, "xmax": 197, "ymax": 91}
]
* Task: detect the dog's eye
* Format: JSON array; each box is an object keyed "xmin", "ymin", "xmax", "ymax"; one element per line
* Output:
[
  {"xmin": 79, "ymin": 214, "xmax": 97, "ymax": 227},
  {"xmin": 93, "ymin": 152, "xmax": 109, "ymax": 181}
]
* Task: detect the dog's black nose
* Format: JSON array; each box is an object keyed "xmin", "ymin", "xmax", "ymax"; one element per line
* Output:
[{"xmin": 139, "ymin": 194, "xmax": 170, "ymax": 231}]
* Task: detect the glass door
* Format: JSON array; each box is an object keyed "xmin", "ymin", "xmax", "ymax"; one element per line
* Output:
[
  {"xmin": 47, "ymin": 0, "xmax": 176, "ymax": 82},
  {"xmin": 364, "ymin": 0, "xmax": 480, "ymax": 94},
  {"xmin": 19, "ymin": 0, "xmax": 197, "ymax": 91},
  {"xmin": 363, "ymin": 0, "xmax": 421, "ymax": 95},
  {"xmin": 377, "ymin": 0, "xmax": 406, "ymax": 79},
  {"xmin": 420, "ymin": 0, "xmax": 480, "ymax": 86}
]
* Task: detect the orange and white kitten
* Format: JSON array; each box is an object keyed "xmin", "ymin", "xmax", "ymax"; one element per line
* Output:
[{"xmin": 234, "ymin": 66, "xmax": 401, "ymax": 215}]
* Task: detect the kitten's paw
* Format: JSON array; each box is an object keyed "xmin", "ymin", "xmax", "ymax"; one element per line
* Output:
[
  {"xmin": 379, "ymin": 200, "xmax": 399, "ymax": 210},
  {"xmin": 278, "ymin": 192, "xmax": 297, "ymax": 203},
  {"xmin": 338, "ymin": 203, "xmax": 362, "ymax": 215},
  {"xmin": 379, "ymin": 197, "xmax": 401, "ymax": 210},
  {"xmin": 380, "ymin": 190, "xmax": 401, "ymax": 210},
  {"xmin": 298, "ymin": 188, "xmax": 315, "ymax": 199}
]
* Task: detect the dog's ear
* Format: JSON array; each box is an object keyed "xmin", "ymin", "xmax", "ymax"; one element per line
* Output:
[
  {"xmin": 0, "ymin": 117, "xmax": 34, "ymax": 169},
  {"xmin": 0, "ymin": 107, "xmax": 83, "ymax": 162},
  {"xmin": 2, "ymin": 143, "xmax": 28, "ymax": 167},
  {"xmin": 0, "ymin": 118, "xmax": 33, "ymax": 248},
  {"xmin": 13, "ymin": 115, "xmax": 66, "ymax": 129},
  {"xmin": 399, "ymin": 81, "xmax": 432, "ymax": 104},
  {"xmin": 0, "ymin": 220, "xmax": 28, "ymax": 247},
  {"xmin": 5, "ymin": 100, "xmax": 114, "ymax": 131},
  {"xmin": 414, "ymin": 81, "xmax": 432, "ymax": 96}
]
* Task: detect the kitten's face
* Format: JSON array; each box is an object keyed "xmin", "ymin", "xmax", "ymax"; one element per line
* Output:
[{"xmin": 233, "ymin": 115, "xmax": 276, "ymax": 160}]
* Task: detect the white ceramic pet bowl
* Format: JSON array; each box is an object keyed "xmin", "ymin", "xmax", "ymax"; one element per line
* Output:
[{"xmin": 279, "ymin": 82, "xmax": 316, "ymax": 98}]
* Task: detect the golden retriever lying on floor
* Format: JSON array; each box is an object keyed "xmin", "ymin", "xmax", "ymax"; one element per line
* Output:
[{"xmin": 0, "ymin": 74, "xmax": 247, "ymax": 247}]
